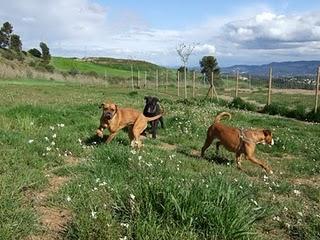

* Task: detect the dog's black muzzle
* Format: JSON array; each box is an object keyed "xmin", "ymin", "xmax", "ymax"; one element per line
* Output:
[{"xmin": 104, "ymin": 112, "xmax": 113, "ymax": 120}]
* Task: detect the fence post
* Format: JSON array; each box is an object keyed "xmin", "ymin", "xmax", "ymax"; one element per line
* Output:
[
  {"xmin": 144, "ymin": 71, "xmax": 147, "ymax": 88},
  {"xmin": 235, "ymin": 70, "xmax": 239, "ymax": 97},
  {"xmin": 184, "ymin": 66, "xmax": 187, "ymax": 98},
  {"xmin": 211, "ymin": 72, "xmax": 214, "ymax": 99},
  {"xmin": 137, "ymin": 70, "xmax": 140, "ymax": 88},
  {"xmin": 165, "ymin": 70, "xmax": 168, "ymax": 93},
  {"xmin": 267, "ymin": 67, "xmax": 272, "ymax": 105},
  {"xmin": 156, "ymin": 69, "xmax": 159, "ymax": 92},
  {"xmin": 315, "ymin": 66, "xmax": 320, "ymax": 113},
  {"xmin": 193, "ymin": 71, "xmax": 196, "ymax": 98},
  {"xmin": 177, "ymin": 71, "xmax": 180, "ymax": 97},
  {"xmin": 131, "ymin": 65, "xmax": 134, "ymax": 90}
]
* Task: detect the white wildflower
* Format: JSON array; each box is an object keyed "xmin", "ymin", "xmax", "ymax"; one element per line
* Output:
[
  {"xmin": 66, "ymin": 196, "xmax": 71, "ymax": 202},
  {"xmin": 44, "ymin": 137, "xmax": 49, "ymax": 141},
  {"xmin": 130, "ymin": 194, "xmax": 135, "ymax": 200},
  {"xmin": 120, "ymin": 223, "xmax": 129, "ymax": 228},
  {"xmin": 28, "ymin": 139, "xmax": 34, "ymax": 144},
  {"xmin": 49, "ymin": 126, "xmax": 55, "ymax": 131},
  {"xmin": 293, "ymin": 189, "xmax": 301, "ymax": 196},
  {"xmin": 91, "ymin": 210, "xmax": 97, "ymax": 219},
  {"xmin": 46, "ymin": 146, "xmax": 51, "ymax": 151}
]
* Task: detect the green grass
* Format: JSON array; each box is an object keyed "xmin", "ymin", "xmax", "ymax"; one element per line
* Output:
[{"xmin": 0, "ymin": 78, "xmax": 319, "ymax": 239}]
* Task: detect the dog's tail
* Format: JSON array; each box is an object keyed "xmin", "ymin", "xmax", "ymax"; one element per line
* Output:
[
  {"xmin": 214, "ymin": 112, "xmax": 231, "ymax": 124},
  {"xmin": 146, "ymin": 114, "xmax": 162, "ymax": 122}
]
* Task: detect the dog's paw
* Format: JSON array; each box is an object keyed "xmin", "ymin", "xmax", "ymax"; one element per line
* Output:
[{"xmin": 96, "ymin": 129, "xmax": 104, "ymax": 138}]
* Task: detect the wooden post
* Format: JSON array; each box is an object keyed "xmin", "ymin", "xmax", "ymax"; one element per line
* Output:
[
  {"xmin": 235, "ymin": 70, "xmax": 239, "ymax": 97},
  {"xmin": 131, "ymin": 65, "xmax": 134, "ymax": 90},
  {"xmin": 177, "ymin": 71, "xmax": 180, "ymax": 97},
  {"xmin": 315, "ymin": 66, "xmax": 320, "ymax": 113},
  {"xmin": 211, "ymin": 72, "xmax": 214, "ymax": 99},
  {"xmin": 192, "ymin": 71, "xmax": 196, "ymax": 97},
  {"xmin": 104, "ymin": 69, "xmax": 107, "ymax": 81},
  {"xmin": 184, "ymin": 66, "xmax": 187, "ymax": 98},
  {"xmin": 144, "ymin": 71, "xmax": 147, "ymax": 88},
  {"xmin": 165, "ymin": 70, "xmax": 168, "ymax": 92},
  {"xmin": 137, "ymin": 70, "xmax": 140, "ymax": 88},
  {"xmin": 156, "ymin": 69, "xmax": 159, "ymax": 92},
  {"xmin": 267, "ymin": 67, "xmax": 272, "ymax": 105}
]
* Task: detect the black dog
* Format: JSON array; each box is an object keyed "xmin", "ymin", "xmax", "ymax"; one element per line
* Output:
[{"xmin": 143, "ymin": 96, "xmax": 164, "ymax": 139}]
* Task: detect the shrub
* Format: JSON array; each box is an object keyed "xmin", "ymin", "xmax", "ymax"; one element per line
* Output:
[
  {"xmin": 1, "ymin": 49, "xmax": 15, "ymax": 60},
  {"xmin": 228, "ymin": 97, "xmax": 257, "ymax": 111},
  {"xmin": 261, "ymin": 103, "xmax": 288, "ymax": 116},
  {"xmin": 68, "ymin": 67, "xmax": 79, "ymax": 76},
  {"xmin": 28, "ymin": 48, "xmax": 41, "ymax": 58},
  {"xmin": 86, "ymin": 71, "xmax": 99, "ymax": 78}
]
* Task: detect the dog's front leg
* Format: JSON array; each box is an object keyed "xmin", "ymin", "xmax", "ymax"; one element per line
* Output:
[
  {"xmin": 96, "ymin": 125, "xmax": 105, "ymax": 138},
  {"xmin": 106, "ymin": 131, "xmax": 117, "ymax": 143}
]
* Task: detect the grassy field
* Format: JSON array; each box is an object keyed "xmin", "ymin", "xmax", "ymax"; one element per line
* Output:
[{"xmin": 0, "ymin": 78, "xmax": 319, "ymax": 240}]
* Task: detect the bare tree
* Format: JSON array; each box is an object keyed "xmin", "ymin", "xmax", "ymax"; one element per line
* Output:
[{"xmin": 176, "ymin": 43, "xmax": 197, "ymax": 98}]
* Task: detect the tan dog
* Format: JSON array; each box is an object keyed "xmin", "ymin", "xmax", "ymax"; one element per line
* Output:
[
  {"xmin": 96, "ymin": 101, "xmax": 162, "ymax": 148},
  {"xmin": 201, "ymin": 112, "xmax": 274, "ymax": 173}
]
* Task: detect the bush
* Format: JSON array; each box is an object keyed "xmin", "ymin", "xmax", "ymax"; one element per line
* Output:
[
  {"xmin": 68, "ymin": 67, "xmax": 79, "ymax": 76},
  {"xmin": 262, "ymin": 103, "xmax": 288, "ymax": 116},
  {"xmin": 306, "ymin": 109, "xmax": 320, "ymax": 122},
  {"xmin": 228, "ymin": 97, "xmax": 257, "ymax": 111},
  {"xmin": 86, "ymin": 71, "xmax": 99, "ymax": 78},
  {"xmin": 1, "ymin": 49, "xmax": 15, "ymax": 60},
  {"xmin": 28, "ymin": 48, "xmax": 41, "ymax": 58}
]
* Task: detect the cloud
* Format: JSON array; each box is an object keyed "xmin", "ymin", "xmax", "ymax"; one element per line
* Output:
[{"xmin": 223, "ymin": 11, "xmax": 320, "ymax": 49}]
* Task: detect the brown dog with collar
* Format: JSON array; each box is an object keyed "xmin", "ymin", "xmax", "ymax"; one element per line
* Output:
[
  {"xmin": 201, "ymin": 112, "xmax": 274, "ymax": 173},
  {"xmin": 96, "ymin": 101, "xmax": 162, "ymax": 148}
]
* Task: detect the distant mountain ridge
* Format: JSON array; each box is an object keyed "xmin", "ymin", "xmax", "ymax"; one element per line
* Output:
[{"xmin": 221, "ymin": 61, "xmax": 320, "ymax": 77}]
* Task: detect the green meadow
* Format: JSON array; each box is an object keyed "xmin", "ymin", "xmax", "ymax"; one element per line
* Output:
[{"xmin": 0, "ymin": 78, "xmax": 319, "ymax": 239}]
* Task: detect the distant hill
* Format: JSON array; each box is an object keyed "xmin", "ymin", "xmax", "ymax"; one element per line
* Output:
[{"xmin": 221, "ymin": 61, "xmax": 320, "ymax": 77}]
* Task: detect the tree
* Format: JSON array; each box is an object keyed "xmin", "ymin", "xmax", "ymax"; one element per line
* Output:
[
  {"xmin": 40, "ymin": 42, "xmax": 51, "ymax": 64},
  {"xmin": 0, "ymin": 22, "xmax": 13, "ymax": 48},
  {"xmin": 176, "ymin": 43, "xmax": 197, "ymax": 98},
  {"xmin": 177, "ymin": 66, "xmax": 188, "ymax": 73},
  {"xmin": 28, "ymin": 48, "xmax": 42, "ymax": 58},
  {"xmin": 9, "ymin": 34, "xmax": 22, "ymax": 52},
  {"xmin": 199, "ymin": 56, "xmax": 220, "ymax": 98}
]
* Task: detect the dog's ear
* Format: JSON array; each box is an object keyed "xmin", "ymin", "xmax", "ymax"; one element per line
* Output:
[
  {"xmin": 263, "ymin": 129, "xmax": 272, "ymax": 136},
  {"xmin": 99, "ymin": 103, "xmax": 105, "ymax": 109},
  {"xmin": 114, "ymin": 104, "xmax": 118, "ymax": 112},
  {"xmin": 144, "ymin": 96, "xmax": 150, "ymax": 100},
  {"xmin": 153, "ymin": 97, "xmax": 159, "ymax": 102}
]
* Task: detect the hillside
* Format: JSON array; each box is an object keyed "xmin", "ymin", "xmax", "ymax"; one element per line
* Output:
[
  {"xmin": 51, "ymin": 56, "xmax": 165, "ymax": 78},
  {"xmin": 221, "ymin": 60, "xmax": 320, "ymax": 77}
]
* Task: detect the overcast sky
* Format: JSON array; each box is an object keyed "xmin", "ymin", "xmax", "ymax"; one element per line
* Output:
[{"xmin": 1, "ymin": 0, "xmax": 320, "ymax": 67}]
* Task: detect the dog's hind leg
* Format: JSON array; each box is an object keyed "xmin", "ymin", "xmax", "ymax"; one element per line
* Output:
[
  {"xmin": 215, "ymin": 141, "xmax": 221, "ymax": 155},
  {"xmin": 235, "ymin": 153, "xmax": 245, "ymax": 171},
  {"xmin": 201, "ymin": 131, "xmax": 215, "ymax": 157}
]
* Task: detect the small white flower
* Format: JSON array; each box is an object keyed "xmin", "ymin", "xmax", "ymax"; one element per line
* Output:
[
  {"xmin": 52, "ymin": 133, "xmax": 57, "ymax": 138},
  {"xmin": 218, "ymin": 171, "xmax": 222, "ymax": 175},
  {"xmin": 28, "ymin": 139, "xmax": 34, "ymax": 144},
  {"xmin": 285, "ymin": 223, "xmax": 291, "ymax": 229},
  {"xmin": 130, "ymin": 194, "xmax": 135, "ymax": 200},
  {"xmin": 30, "ymin": 122, "xmax": 34, "ymax": 126},
  {"xmin": 91, "ymin": 210, "xmax": 97, "ymax": 219},
  {"xmin": 78, "ymin": 138, "xmax": 82, "ymax": 144},
  {"xmin": 130, "ymin": 149, "xmax": 136, "ymax": 155},
  {"xmin": 95, "ymin": 178, "xmax": 100, "ymax": 183},
  {"xmin": 51, "ymin": 141, "xmax": 55, "ymax": 146},
  {"xmin": 297, "ymin": 212, "xmax": 303, "ymax": 217},
  {"xmin": 66, "ymin": 196, "xmax": 71, "ymax": 202},
  {"xmin": 284, "ymin": 206, "xmax": 288, "ymax": 211},
  {"xmin": 293, "ymin": 189, "xmax": 301, "ymax": 196},
  {"xmin": 46, "ymin": 146, "xmax": 51, "ymax": 151},
  {"xmin": 120, "ymin": 223, "xmax": 129, "ymax": 228},
  {"xmin": 119, "ymin": 236, "xmax": 127, "ymax": 240},
  {"xmin": 49, "ymin": 126, "xmax": 55, "ymax": 131},
  {"xmin": 44, "ymin": 137, "xmax": 49, "ymax": 141},
  {"xmin": 138, "ymin": 156, "xmax": 142, "ymax": 160},
  {"xmin": 273, "ymin": 216, "xmax": 281, "ymax": 221}
]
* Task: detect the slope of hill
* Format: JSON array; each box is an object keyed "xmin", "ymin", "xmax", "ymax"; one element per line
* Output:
[{"xmin": 221, "ymin": 61, "xmax": 320, "ymax": 77}]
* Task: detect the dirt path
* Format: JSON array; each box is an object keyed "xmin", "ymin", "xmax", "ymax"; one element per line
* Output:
[{"xmin": 25, "ymin": 156, "xmax": 80, "ymax": 240}]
